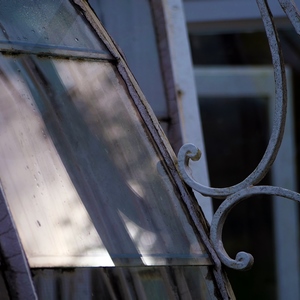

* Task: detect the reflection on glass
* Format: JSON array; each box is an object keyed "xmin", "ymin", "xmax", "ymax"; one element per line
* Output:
[
  {"xmin": 0, "ymin": 0, "xmax": 110, "ymax": 57},
  {"xmin": 0, "ymin": 54, "xmax": 210, "ymax": 267}
]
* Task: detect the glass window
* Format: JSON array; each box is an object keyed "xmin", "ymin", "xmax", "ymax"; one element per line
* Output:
[
  {"xmin": 32, "ymin": 266, "xmax": 213, "ymax": 299},
  {"xmin": 0, "ymin": 54, "xmax": 210, "ymax": 267},
  {"xmin": 0, "ymin": 0, "xmax": 111, "ymax": 58},
  {"xmin": 0, "ymin": 1, "xmax": 228, "ymax": 298}
]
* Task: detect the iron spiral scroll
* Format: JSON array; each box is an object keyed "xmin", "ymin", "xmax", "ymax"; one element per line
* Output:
[{"xmin": 177, "ymin": 0, "xmax": 300, "ymax": 271}]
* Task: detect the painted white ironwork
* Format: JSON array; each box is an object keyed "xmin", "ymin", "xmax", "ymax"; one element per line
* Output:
[
  {"xmin": 178, "ymin": 0, "xmax": 300, "ymax": 272},
  {"xmin": 278, "ymin": 0, "xmax": 300, "ymax": 34}
]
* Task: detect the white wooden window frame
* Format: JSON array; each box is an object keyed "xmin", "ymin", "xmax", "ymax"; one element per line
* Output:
[
  {"xmin": 183, "ymin": 0, "xmax": 300, "ymax": 33},
  {"xmin": 184, "ymin": 0, "xmax": 286, "ymax": 22},
  {"xmin": 194, "ymin": 66, "xmax": 299, "ymax": 300}
]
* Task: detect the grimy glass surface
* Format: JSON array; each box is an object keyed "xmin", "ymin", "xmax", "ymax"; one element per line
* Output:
[
  {"xmin": 0, "ymin": 54, "xmax": 210, "ymax": 267},
  {"xmin": 32, "ymin": 266, "xmax": 213, "ymax": 300},
  {"xmin": 0, "ymin": 0, "xmax": 110, "ymax": 57}
]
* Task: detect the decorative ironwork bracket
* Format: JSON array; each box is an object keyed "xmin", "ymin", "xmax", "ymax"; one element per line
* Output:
[{"xmin": 177, "ymin": 0, "xmax": 300, "ymax": 271}]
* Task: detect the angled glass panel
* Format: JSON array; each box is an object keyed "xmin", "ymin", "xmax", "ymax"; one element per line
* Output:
[
  {"xmin": 0, "ymin": 0, "xmax": 111, "ymax": 59},
  {"xmin": 0, "ymin": 54, "xmax": 211, "ymax": 267}
]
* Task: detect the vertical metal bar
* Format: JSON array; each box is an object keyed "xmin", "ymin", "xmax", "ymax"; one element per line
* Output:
[
  {"xmin": 273, "ymin": 198, "xmax": 300, "ymax": 300},
  {"xmin": 130, "ymin": 269, "xmax": 148, "ymax": 300},
  {"xmin": 151, "ymin": 0, "xmax": 213, "ymax": 223},
  {"xmin": 113, "ymin": 268, "xmax": 133, "ymax": 300},
  {"xmin": 173, "ymin": 267, "xmax": 193, "ymax": 300},
  {"xmin": 33, "ymin": 270, "xmax": 56, "ymax": 300},
  {"xmin": 99, "ymin": 269, "xmax": 119, "ymax": 300},
  {"xmin": 266, "ymin": 66, "xmax": 300, "ymax": 300},
  {"xmin": 149, "ymin": 0, "xmax": 183, "ymax": 153},
  {"xmin": 159, "ymin": 268, "xmax": 180, "ymax": 300}
]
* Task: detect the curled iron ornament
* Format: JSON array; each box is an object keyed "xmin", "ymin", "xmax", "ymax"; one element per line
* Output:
[
  {"xmin": 177, "ymin": 0, "xmax": 300, "ymax": 271},
  {"xmin": 210, "ymin": 186, "xmax": 300, "ymax": 270},
  {"xmin": 178, "ymin": 0, "xmax": 287, "ymax": 199}
]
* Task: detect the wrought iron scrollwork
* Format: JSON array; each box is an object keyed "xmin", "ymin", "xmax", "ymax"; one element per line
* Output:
[
  {"xmin": 210, "ymin": 186, "xmax": 300, "ymax": 270},
  {"xmin": 278, "ymin": 0, "xmax": 300, "ymax": 35},
  {"xmin": 177, "ymin": 0, "xmax": 300, "ymax": 271}
]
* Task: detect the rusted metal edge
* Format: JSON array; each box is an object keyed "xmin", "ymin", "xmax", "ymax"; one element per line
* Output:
[
  {"xmin": 0, "ymin": 49, "xmax": 113, "ymax": 62},
  {"xmin": 0, "ymin": 186, "xmax": 37, "ymax": 299},
  {"xmin": 72, "ymin": 0, "xmax": 233, "ymax": 299}
]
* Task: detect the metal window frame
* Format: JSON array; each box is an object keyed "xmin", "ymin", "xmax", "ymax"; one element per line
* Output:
[
  {"xmin": 72, "ymin": 2, "xmax": 233, "ymax": 297},
  {"xmin": 0, "ymin": 0, "xmax": 235, "ymax": 298}
]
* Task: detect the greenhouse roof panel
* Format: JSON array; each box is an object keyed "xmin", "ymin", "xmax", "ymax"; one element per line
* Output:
[{"xmin": 0, "ymin": 0, "xmax": 111, "ymax": 58}]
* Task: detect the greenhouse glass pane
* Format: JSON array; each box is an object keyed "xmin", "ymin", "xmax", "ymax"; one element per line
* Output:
[
  {"xmin": 0, "ymin": 54, "xmax": 211, "ymax": 267},
  {"xmin": 32, "ymin": 266, "xmax": 215, "ymax": 299},
  {"xmin": 0, "ymin": 0, "xmax": 110, "ymax": 58}
]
